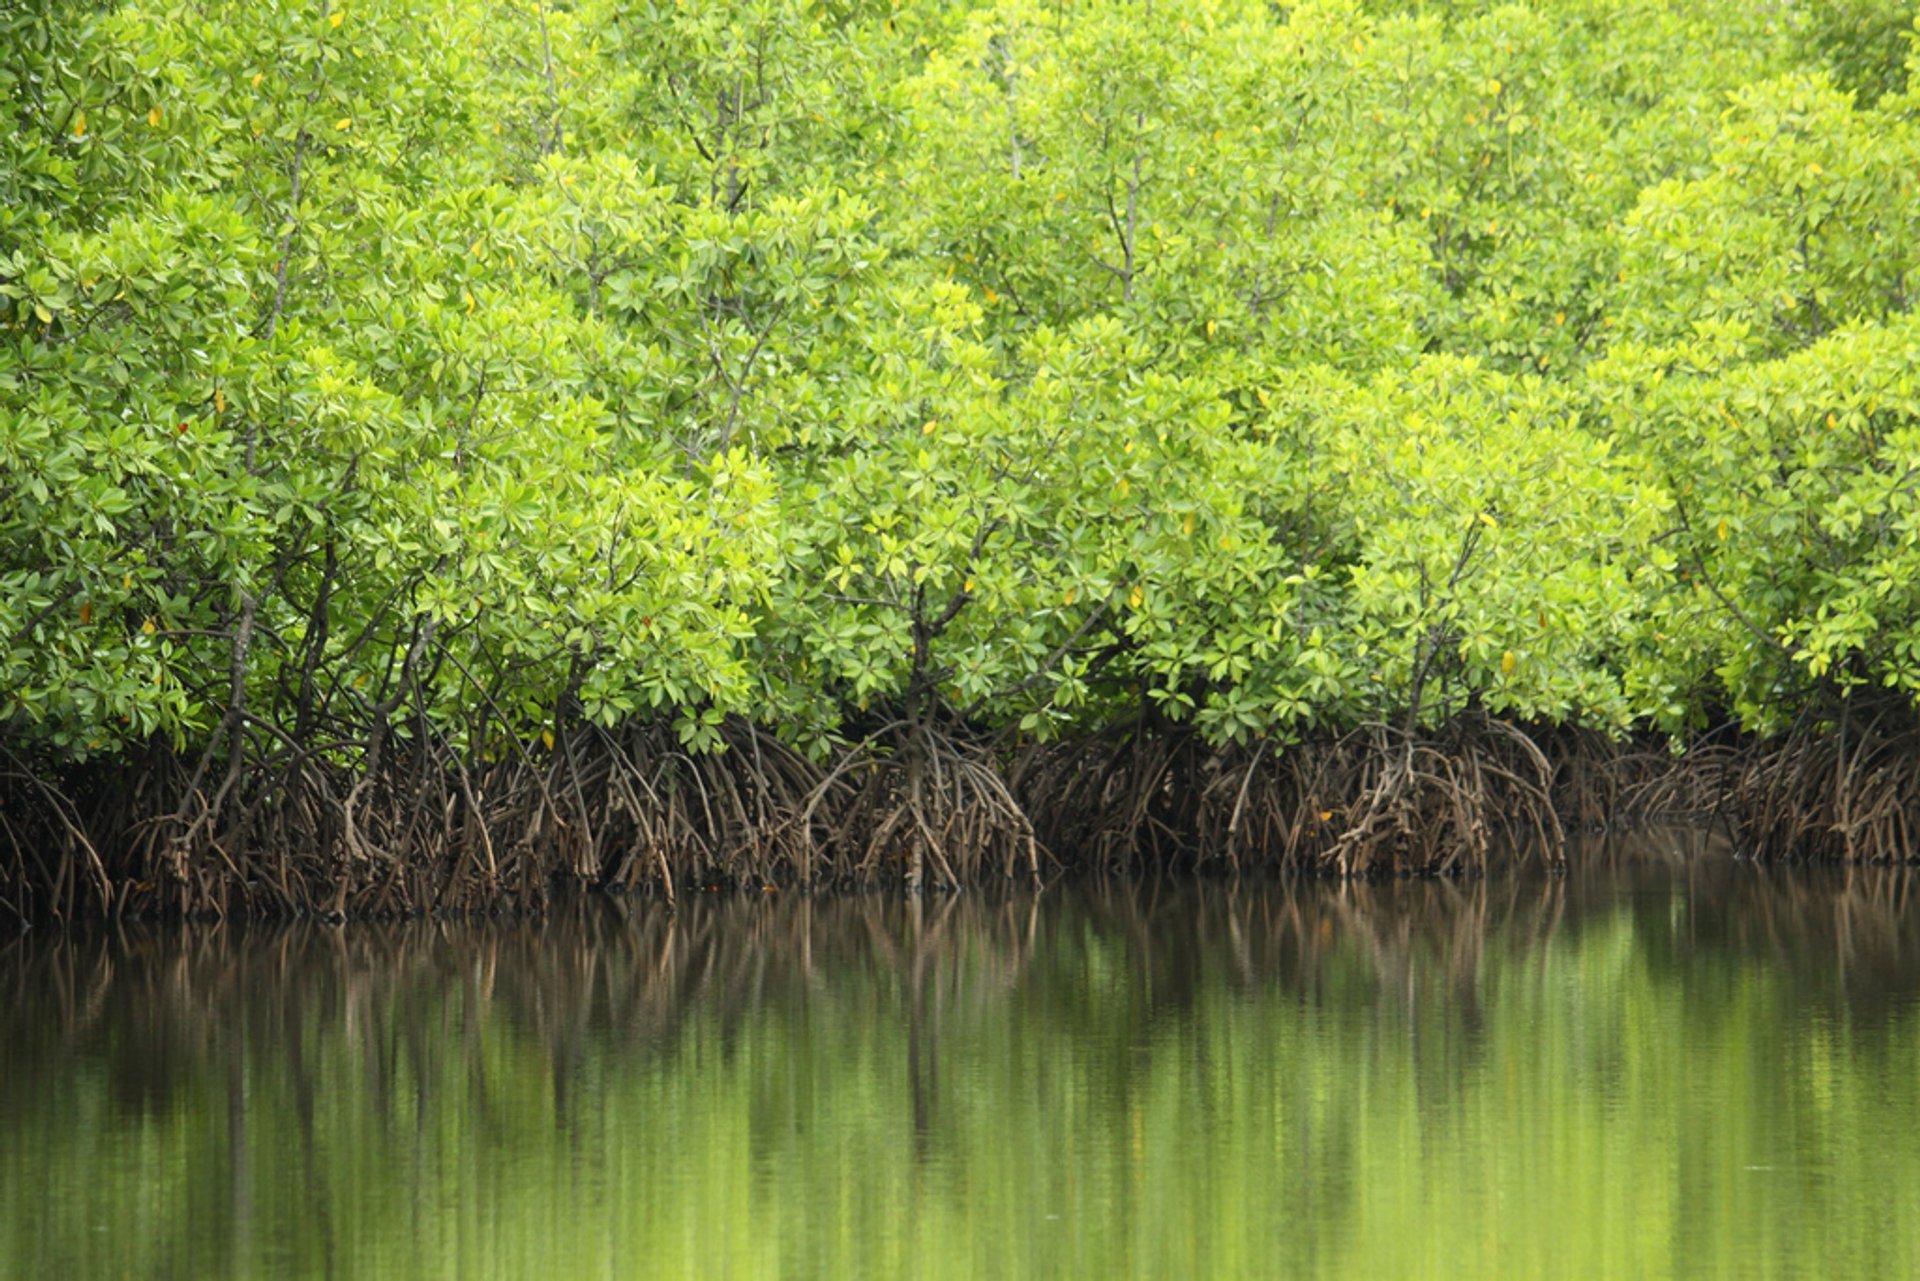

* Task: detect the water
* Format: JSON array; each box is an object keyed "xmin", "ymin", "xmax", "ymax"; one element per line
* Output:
[{"xmin": 4, "ymin": 833, "xmax": 1919, "ymax": 1279}]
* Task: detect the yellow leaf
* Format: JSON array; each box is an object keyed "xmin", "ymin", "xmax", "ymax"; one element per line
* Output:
[
  {"xmin": 122, "ymin": 574, "xmax": 132, "ymax": 589},
  {"xmin": 1716, "ymin": 519, "xmax": 1729, "ymax": 541},
  {"xmin": 1115, "ymin": 477, "xmax": 1130, "ymax": 497},
  {"xmin": 1256, "ymin": 388, "xmax": 1270, "ymax": 407},
  {"xmin": 1123, "ymin": 440, "xmax": 1134, "ymax": 454},
  {"xmin": 1182, "ymin": 514, "xmax": 1195, "ymax": 536},
  {"xmin": 963, "ymin": 578, "xmax": 974, "ymax": 593},
  {"xmin": 330, "ymin": 9, "xmax": 343, "ymax": 27},
  {"xmin": 922, "ymin": 420, "xmax": 936, "ymax": 435},
  {"xmin": 1501, "ymin": 650, "xmax": 1516, "ymax": 675},
  {"xmin": 1318, "ymin": 810, "xmax": 1333, "ymax": 823},
  {"xmin": 1554, "ymin": 311, "xmax": 1566, "ymax": 326},
  {"xmin": 72, "ymin": 112, "xmax": 86, "ymax": 138},
  {"xmin": 141, "ymin": 618, "xmax": 156, "ymax": 636},
  {"xmin": 1205, "ymin": 319, "xmax": 1216, "ymax": 337},
  {"xmin": 1486, "ymin": 78, "xmax": 1502, "ymax": 96},
  {"xmin": 214, "ymin": 388, "xmax": 226, "ymax": 414},
  {"xmin": 335, "ymin": 117, "xmax": 352, "ymax": 131},
  {"xmin": 1128, "ymin": 585, "xmax": 1144, "ymax": 609},
  {"xmin": 1064, "ymin": 587, "xmax": 1077, "ymax": 606},
  {"xmin": 983, "ymin": 287, "xmax": 999, "ymax": 304},
  {"xmin": 1826, "ymin": 413, "xmax": 1837, "ymax": 429},
  {"xmin": 79, "ymin": 602, "xmax": 94, "ymax": 624},
  {"xmin": 148, "ymin": 106, "xmax": 163, "ymax": 128},
  {"xmin": 252, "ymin": 72, "xmax": 265, "ymax": 87},
  {"xmin": 463, "ymin": 291, "xmax": 475, "ymax": 314},
  {"xmin": 541, "ymin": 729, "xmax": 555, "ymax": 751}
]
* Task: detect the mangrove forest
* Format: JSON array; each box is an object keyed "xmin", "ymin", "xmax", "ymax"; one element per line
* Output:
[{"xmin": 5, "ymin": 0, "xmax": 1920, "ymax": 920}]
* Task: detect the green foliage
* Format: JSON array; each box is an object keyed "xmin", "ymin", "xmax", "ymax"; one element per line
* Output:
[
  {"xmin": 1801, "ymin": 0, "xmax": 1919, "ymax": 105},
  {"xmin": 0, "ymin": 0, "xmax": 772, "ymax": 763},
  {"xmin": 1616, "ymin": 75, "xmax": 1920, "ymax": 357},
  {"xmin": 1298, "ymin": 357, "xmax": 1667, "ymax": 731},
  {"xmin": 1590, "ymin": 316, "xmax": 1920, "ymax": 734},
  {"xmin": 4, "ymin": 0, "xmax": 1918, "ymax": 789}
]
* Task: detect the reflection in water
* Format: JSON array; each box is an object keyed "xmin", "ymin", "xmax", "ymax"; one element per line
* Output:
[{"xmin": 3, "ymin": 832, "xmax": 1919, "ymax": 1279}]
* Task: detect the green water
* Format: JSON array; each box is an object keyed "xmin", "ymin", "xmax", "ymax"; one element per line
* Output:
[{"xmin": 4, "ymin": 835, "xmax": 1919, "ymax": 1279}]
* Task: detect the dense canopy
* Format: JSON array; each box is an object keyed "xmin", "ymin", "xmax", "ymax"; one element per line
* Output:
[{"xmin": 4, "ymin": 0, "xmax": 1918, "ymax": 914}]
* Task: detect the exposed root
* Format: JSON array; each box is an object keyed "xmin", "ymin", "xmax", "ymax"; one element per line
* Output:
[
  {"xmin": 0, "ymin": 745, "xmax": 111, "ymax": 923},
  {"xmin": 1728, "ymin": 700, "xmax": 1920, "ymax": 862},
  {"xmin": 1010, "ymin": 722, "xmax": 1209, "ymax": 868},
  {"xmin": 1018, "ymin": 713, "xmax": 1564, "ymax": 876},
  {"xmin": 1, "ymin": 703, "xmax": 1916, "ymax": 922},
  {"xmin": 800, "ymin": 720, "xmax": 1044, "ymax": 891},
  {"xmin": 1200, "ymin": 716, "xmax": 1564, "ymax": 875}
]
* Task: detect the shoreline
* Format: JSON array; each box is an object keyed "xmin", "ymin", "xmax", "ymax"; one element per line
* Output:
[{"xmin": 5, "ymin": 711, "xmax": 1914, "ymax": 925}]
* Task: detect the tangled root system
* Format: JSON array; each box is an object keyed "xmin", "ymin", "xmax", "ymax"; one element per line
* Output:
[
  {"xmin": 1016, "ymin": 714, "xmax": 1567, "ymax": 876},
  {"xmin": 1727, "ymin": 700, "xmax": 1920, "ymax": 862},
  {"xmin": 1, "ymin": 705, "xmax": 1913, "ymax": 923}
]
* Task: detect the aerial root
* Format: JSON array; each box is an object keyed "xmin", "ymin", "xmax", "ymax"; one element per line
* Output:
[
  {"xmin": 801, "ymin": 721, "xmax": 1043, "ymax": 892},
  {"xmin": 1016, "ymin": 714, "xmax": 1566, "ymax": 877},
  {"xmin": 1727, "ymin": 700, "xmax": 1920, "ymax": 862},
  {"xmin": 2, "ymin": 707, "xmax": 1916, "ymax": 920}
]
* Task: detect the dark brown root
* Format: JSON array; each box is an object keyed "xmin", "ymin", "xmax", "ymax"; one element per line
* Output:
[
  {"xmin": 1726, "ymin": 699, "xmax": 1920, "ymax": 862},
  {"xmin": 798, "ymin": 720, "xmax": 1045, "ymax": 892},
  {"xmin": 1009, "ymin": 721, "xmax": 1210, "ymax": 867},
  {"xmin": 1201, "ymin": 716, "xmax": 1566, "ymax": 875},
  {"xmin": 1497, "ymin": 721, "xmax": 1743, "ymax": 835},
  {"xmin": 1016, "ymin": 713, "xmax": 1566, "ymax": 876},
  {"xmin": 0, "ymin": 713, "xmax": 1048, "ymax": 921},
  {"xmin": 2, "ymin": 703, "xmax": 1916, "ymax": 923},
  {"xmin": 0, "ymin": 744, "xmax": 112, "ymax": 924}
]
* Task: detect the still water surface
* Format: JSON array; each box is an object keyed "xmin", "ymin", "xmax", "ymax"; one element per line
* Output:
[{"xmin": 4, "ymin": 833, "xmax": 1919, "ymax": 1279}]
